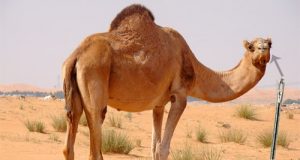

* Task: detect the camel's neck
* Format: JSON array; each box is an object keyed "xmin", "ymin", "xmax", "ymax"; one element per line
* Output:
[{"xmin": 188, "ymin": 52, "xmax": 266, "ymax": 102}]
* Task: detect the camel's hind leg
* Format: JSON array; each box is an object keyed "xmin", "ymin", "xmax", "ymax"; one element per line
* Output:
[
  {"xmin": 78, "ymin": 73, "xmax": 109, "ymax": 160},
  {"xmin": 76, "ymin": 39, "xmax": 111, "ymax": 160},
  {"xmin": 63, "ymin": 91, "xmax": 83, "ymax": 160}
]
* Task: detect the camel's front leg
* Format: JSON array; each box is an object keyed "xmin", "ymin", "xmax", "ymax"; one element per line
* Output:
[
  {"xmin": 156, "ymin": 92, "xmax": 187, "ymax": 160},
  {"xmin": 151, "ymin": 106, "xmax": 165, "ymax": 159}
]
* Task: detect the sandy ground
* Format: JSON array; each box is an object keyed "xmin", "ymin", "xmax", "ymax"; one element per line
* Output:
[{"xmin": 0, "ymin": 96, "xmax": 299, "ymax": 160}]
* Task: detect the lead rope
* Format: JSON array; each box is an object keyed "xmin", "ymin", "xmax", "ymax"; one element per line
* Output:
[{"xmin": 270, "ymin": 77, "xmax": 285, "ymax": 160}]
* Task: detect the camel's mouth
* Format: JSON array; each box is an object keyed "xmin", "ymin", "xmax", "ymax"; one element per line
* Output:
[{"xmin": 252, "ymin": 53, "xmax": 270, "ymax": 68}]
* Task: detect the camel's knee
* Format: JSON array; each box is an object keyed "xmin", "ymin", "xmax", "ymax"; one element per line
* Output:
[{"xmin": 66, "ymin": 110, "xmax": 73, "ymax": 122}]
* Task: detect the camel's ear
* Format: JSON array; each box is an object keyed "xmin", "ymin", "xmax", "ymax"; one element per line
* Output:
[
  {"xmin": 243, "ymin": 40, "xmax": 254, "ymax": 52},
  {"xmin": 267, "ymin": 38, "xmax": 272, "ymax": 48}
]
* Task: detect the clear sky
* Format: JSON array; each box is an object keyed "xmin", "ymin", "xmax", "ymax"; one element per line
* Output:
[{"xmin": 1, "ymin": 0, "xmax": 299, "ymax": 88}]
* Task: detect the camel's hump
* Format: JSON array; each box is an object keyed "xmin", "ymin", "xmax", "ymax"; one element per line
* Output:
[{"xmin": 110, "ymin": 4, "xmax": 155, "ymax": 31}]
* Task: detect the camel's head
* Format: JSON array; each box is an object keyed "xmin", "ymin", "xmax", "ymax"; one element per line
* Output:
[{"xmin": 244, "ymin": 38, "xmax": 272, "ymax": 67}]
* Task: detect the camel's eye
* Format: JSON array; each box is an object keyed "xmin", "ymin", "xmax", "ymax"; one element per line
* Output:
[{"xmin": 258, "ymin": 47, "xmax": 262, "ymax": 50}]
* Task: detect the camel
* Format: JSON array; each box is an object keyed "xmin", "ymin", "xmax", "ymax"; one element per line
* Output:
[{"xmin": 62, "ymin": 4, "xmax": 271, "ymax": 160}]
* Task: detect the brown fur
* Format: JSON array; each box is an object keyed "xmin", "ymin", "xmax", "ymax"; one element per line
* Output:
[
  {"xmin": 110, "ymin": 4, "xmax": 154, "ymax": 31},
  {"xmin": 62, "ymin": 4, "xmax": 271, "ymax": 160}
]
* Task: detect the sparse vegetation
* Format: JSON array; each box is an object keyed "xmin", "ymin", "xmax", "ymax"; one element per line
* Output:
[
  {"xmin": 79, "ymin": 113, "xmax": 88, "ymax": 126},
  {"xmin": 286, "ymin": 112, "xmax": 294, "ymax": 119},
  {"xmin": 29, "ymin": 105, "xmax": 36, "ymax": 110},
  {"xmin": 257, "ymin": 130, "xmax": 290, "ymax": 148},
  {"xmin": 51, "ymin": 114, "xmax": 67, "ymax": 132},
  {"xmin": 235, "ymin": 104, "xmax": 257, "ymax": 120},
  {"xmin": 81, "ymin": 130, "xmax": 89, "ymax": 137},
  {"xmin": 49, "ymin": 134, "xmax": 60, "ymax": 142},
  {"xmin": 135, "ymin": 139, "xmax": 142, "ymax": 147},
  {"xmin": 24, "ymin": 120, "xmax": 46, "ymax": 133},
  {"xmin": 185, "ymin": 124, "xmax": 193, "ymax": 138},
  {"xmin": 198, "ymin": 147, "xmax": 223, "ymax": 160},
  {"xmin": 101, "ymin": 129, "xmax": 134, "ymax": 154},
  {"xmin": 108, "ymin": 113, "xmax": 122, "ymax": 128},
  {"xmin": 195, "ymin": 126, "xmax": 207, "ymax": 143},
  {"xmin": 25, "ymin": 134, "xmax": 41, "ymax": 143},
  {"xmin": 19, "ymin": 104, "xmax": 24, "ymax": 110},
  {"xmin": 219, "ymin": 129, "xmax": 247, "ymax": 144},
  {"xmin": 172, "ymin": 144, "xmax": 222, "ymax": 160},
  {"xmin": 277, "ymin": 132, "xmax": 290, "ymax": 148},
  {"xmin": 171, "ymin": 144, "xmax": 194, "ymax": 160},
  {"xmin": 257, "ymin": 131, "xmax": 272, "ymax": 147},
  {"xmin": 125, "ymin": 112, "xmax": 132, "ymax": 121}
]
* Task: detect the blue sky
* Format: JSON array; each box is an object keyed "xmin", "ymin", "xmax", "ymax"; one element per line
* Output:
[{"xmin": 1, "ymin": 0, "xmax": 299, "ymax": 88}]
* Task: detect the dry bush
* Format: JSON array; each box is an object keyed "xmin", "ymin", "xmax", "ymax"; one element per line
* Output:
[
  {"xmin": 257, "ymin": 130, "xmax": 290, "ymax": 148},
  {"xmin": 171, "ymin": 144, "xmax": 194, "ymax": 160},
  {"xmin": 107, "ymin": 113, "xmax": 122, "ymax": 128},
  {"xmin": 195, "ymin": 126, "xmax": 207, "ymax": 143},
  {"xmin": 24, "ymin": 120, "xmax": 46, "ymax": 133},
  {"xmin": 135, "ymin": 139, "xmax": 142, "ymax": 147},
  {"xmin": 185, "ymin": 124, "xmax": 193, "ymax": 138},
  {"xmin": 286, "ymin": 112, "xmax": 294, "ymax": 119},
  {"xmin": 219, "ymin": 129, "xmax": 247, "ymax": 144},
  {"xmin": 101, "ymin": 129, "xmax": 134, "ymax": 154},
  {"xmin": 198, "ymin": 147, "xmax": 222, "ymax": 160},
  {"xmin": 49, "ymin": 134, "xmax": 60, "ymax": 142},
  {"xmin": 79, "ymin": 113, "xmax": 88, "ymax": 126},
  {"xmin": 235, "ymin": 104, "xmax": 257, "ymax": 120},
  {"xmin": 51, "ymin": 114, "xmax": 67, "ymax": 132},
  {"xmin": 172, "ymin": 144, "xmax": 222, "ymax": 160},
  {"xmin": 125, "ymin": 112, "xmax": 132, "ymax": 121}
]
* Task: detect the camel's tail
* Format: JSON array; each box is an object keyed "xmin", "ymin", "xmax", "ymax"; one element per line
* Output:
[{"xmin": 62, "ymin": 56, "xmax": 78, "ymax": 115}]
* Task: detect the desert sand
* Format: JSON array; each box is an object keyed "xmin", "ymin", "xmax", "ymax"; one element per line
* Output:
[{"xmin": 0, "ymin": 93, "xmax": 299, "ymax": 160}]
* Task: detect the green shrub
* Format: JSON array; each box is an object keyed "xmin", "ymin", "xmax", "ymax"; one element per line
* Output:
[
  {"xmin": 101, "ymin": 130, "xmax": 134, "ymax": 154},
  {"xmin": 235, "ymin": 104, "xmax": 257, "ymax": 120},
  {"xmin": 24, "ymin": 120, "xmax": 46, "ymax": 133}
]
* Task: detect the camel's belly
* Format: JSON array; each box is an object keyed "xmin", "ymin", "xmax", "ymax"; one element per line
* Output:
[
  {"xmin": 108, "ymin": 98, "xmax": 157, "ymax": 112},
  {"xmin": 108, "ymin": 89, "xmax": 168, "ymax": 112},
  {"xmin": 107, "ymin": 72, "xmax": 171, "ymax": 112}
]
